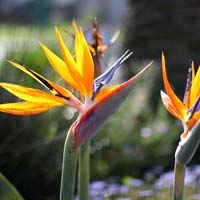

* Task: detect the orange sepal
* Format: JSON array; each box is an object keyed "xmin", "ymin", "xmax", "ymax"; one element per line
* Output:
[
  {"xmin": 161, "ymin": 53, "xmax": 186, "ymax": 120},
  {"xmin": 8, "ymin": 61, "xmax": 74, "ymax": 98},
  {"xmin": 55, "ymin": 28, "xmax": 85, "ymax": 94},
  {"xmin": 78, "ymin": 28, "xmax": 94, "ymax": 96},
  {"xmin": 190, "ymin": 65, "xmax": 200, "ymax": 106},
  {"xmin": 39, "ymin": 43, "xmax": 82, "ymax": 93},
  {"xmin": 161, "ymin": 90, "xmax": 184, "ymax": 120},
  {"xmin": 187, "ymin": 110, "xmax": 200, "ymax": 131},
  {"xmin": 0, "ymin": 82, "xmax": 66, "ymax": 104},
  {"xmin": 0, "ymin": 101, "xmax": 62, "ymax": 115}
]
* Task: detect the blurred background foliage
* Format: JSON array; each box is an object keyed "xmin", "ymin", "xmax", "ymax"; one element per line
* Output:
[{"xmin": 0, "ymin": 0, "xmax": 200, "ymax": 199}]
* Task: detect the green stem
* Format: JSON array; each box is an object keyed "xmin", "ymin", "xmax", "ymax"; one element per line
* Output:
[
  {"xmin": 60, "ymin": 126, "xmax": 78, "ymax": 200},
  {"xmin": 78, "ymin": 140, "xmax": 90, "ymax": 200},
  {"xmin": 173, "ymin": 161, "xmax": 185, "ymax": 200}
]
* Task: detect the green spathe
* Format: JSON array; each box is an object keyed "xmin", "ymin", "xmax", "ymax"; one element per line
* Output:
[{"xmin": 175, "ymin": 120, "xmax": 200, "ymax": 166}]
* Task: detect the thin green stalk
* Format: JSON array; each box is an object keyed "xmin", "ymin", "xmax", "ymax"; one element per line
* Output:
[
  {"xmin": 78, "ymin": 140, "xmax": 90, "ymax": 200},
  {"xmin": 60, "ymin": 126, "xmax": 78, "ymax": 200},
  {"xmin": 173, "ymin": 121, "xmax": 200, "ymax": 200},
  {"xmin": 173, "ymin": 161, "xmax": 185, "ymax": 200}
]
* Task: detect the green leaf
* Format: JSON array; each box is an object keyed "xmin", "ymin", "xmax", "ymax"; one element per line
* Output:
[
  {"xmin": 0, "ymin": 172, "xmax": 24, "ymax": 200},
  {"xmin": 59, "ymin": 126, "xmax": 78, "ymax": 200}
]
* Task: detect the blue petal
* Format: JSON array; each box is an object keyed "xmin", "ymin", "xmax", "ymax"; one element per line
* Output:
[
  {"xmin": 92, "ymin": 50, "xmax": 133, "ymax": 99},
  {"xmin": 189, "ymin": 95, "xmax": 200, "ymax": 119}
]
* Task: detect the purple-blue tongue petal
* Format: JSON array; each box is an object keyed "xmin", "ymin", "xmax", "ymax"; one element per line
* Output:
[
  {"xmin": 189, "ymin": 95, "xmax": 200, "ymax": 119},
  {"xmin": 73, "ymin": 61, "xmax": 153, "ymax": 147},
  {"xmin": 92, "ymin": 50, "xmax": 133, "ymax": 99}
]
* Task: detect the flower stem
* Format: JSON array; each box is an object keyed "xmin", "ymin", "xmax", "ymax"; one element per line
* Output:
[
  {"xmin": 60, "ymin": 126, "xmax": 78, "ymax": 200},
  {"xmin": 173, "ymin": 161, "xmax": 185, "ymax": 200},
  {"xmin": 78, "ymin": 140, "xmax": 90, "ymax": 200}
]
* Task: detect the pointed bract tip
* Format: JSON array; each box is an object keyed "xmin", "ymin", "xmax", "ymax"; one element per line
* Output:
[
  {"xmin": 161, "ymin": 52, "xmax": 165, "ymax": 63},
  {"xmin": 55, "ymin": 26, "xmax": 58, "ymax": 31},
  {"xmin": 160, "ymin": 90, "xmax": 168, "ymax": 100},
  {"xmin": 160, "ymin": 90, "xmax": 165, "ymax": 96},
  {"xmin": 72, "ymin": 20, "xmax": 78, "ymax": 30},
  {"xmin": 39, "ymin": 41, "xmax": 43, "ymax": 47}
]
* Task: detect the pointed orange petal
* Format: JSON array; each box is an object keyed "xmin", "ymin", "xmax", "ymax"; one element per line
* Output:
[
  {"xmin": 55, "ymin": 28, "xmax": 85, "ymax": 94},
  {"xmin": 187, "ymin": 110, "xmax": 200, "ymax": 131},
  {"xmin": 161, "ymin": 91, "xmax": 183, "ymax": 120},
  {"xmin": 95, "ymin": 85, "xmax": 120, "ymax": 102},
  {"xmin": 74, "ymin": 25, "xmax": 94, "ymax": 96},
  {"xmin": 190, "ymin": 66, "xmax": 200, "ymax": 106},
  {"xmin": 74, "ymin": 26, "xmax": 82, "ymax": 74},
  {"xmin": 161, "ymin": 53, "xmax": 185, "ymax": 120},
  {"xmin": 192, "ymin": 62, "xmax": 195, "ymax": 81},
  {"xmin": 8, "ymin": 61, "xmax": 73, "ymax": 97},
  {"xmin": 0, "ymin": 101, "xmax": 62, "ymax": 115},
  {"xmin": 80, "ymin": 29, "xmax": 94, "ymax": 96},
  {"xmin": 0, "ymin": 82, "xmax": 83, "ymax": 111},
  {"xmin": 39, "ymin": 43, "xmax": 82, "ymax": 92},
  {"xmin": 0, "ymin": 82, "xmax": 66, "ymax": 104},
  {"xmin": 7, "ymin": 62, "xmax": 83, "ymax": 111}
]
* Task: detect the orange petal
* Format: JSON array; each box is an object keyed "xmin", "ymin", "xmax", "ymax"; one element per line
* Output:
[
  {"xmin": 161, "ymin": 53, "xmax": 185, "ymax": 120},
  {"xmin": 190, "ymin": 66, "xmax": 200, "ymax": 106},
  {"xmin": 74, "ymin": 26, "xmax": 82, "ymax": 74},
  {"xmin": 161, "ymin": 91, "xmax": 184, "ymax": 120},
  {"xmin": 78, "ymin": 29, "xmax": 94, "ymax": 96},
  {"xmin": 192, "ymin": 62, "xmax": 195, "ymax": 82},
  {"xmin": 39, "ymin": 43, "xmax": 82, "ymax": 92},
  {"xmin": 95, "ymin": 85, "xmax": 121, "ymax": 102},
  {"xmin": 187, "ymin": 110, "xmax": 200, "ymax": 131},
  {"xmin": 8, "ymin": 61, "xmax": 74, "ymax": 98},
  {"xmin": 0, "ymin": 101, "xmax": 62, "ymax": 115},
  {"xmin": 55, "ymin": 28, "xmax": 85, "ymax": 94},
  {"xmin": 0, "ymin": 82, "xmax": 66, "ymax": 104}
]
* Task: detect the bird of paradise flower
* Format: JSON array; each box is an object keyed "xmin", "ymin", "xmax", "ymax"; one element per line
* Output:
[
  {"xmin": 0, "ymin": 26, "xmax": 152, "ymax": 146},
  {"xmin": 161, "ymin": 53, "xmax": 200, "ymax": 200},
  {"xmin": 161, "ymin": 53, "xmax": 200, "ymax": 139},
  {"xmin": 0, "ymin": 23, "xmax": 152, "ymax": 200}
]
